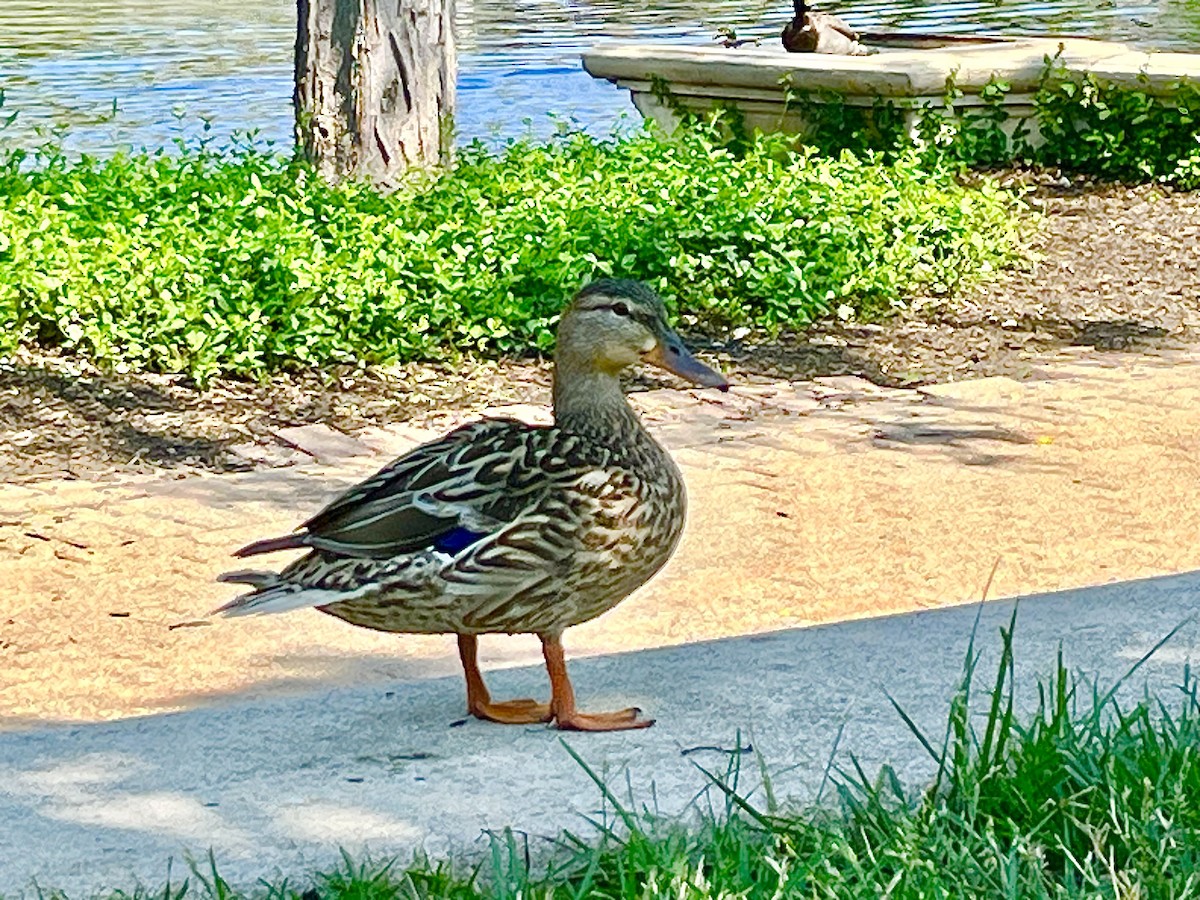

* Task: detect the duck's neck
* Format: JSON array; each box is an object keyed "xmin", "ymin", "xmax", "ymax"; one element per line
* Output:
[{"xmin": 552, "ymin": 360, "xmax": 645, "ymax": 444}]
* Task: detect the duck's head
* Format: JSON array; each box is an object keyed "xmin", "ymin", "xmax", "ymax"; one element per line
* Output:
[{"xmin": 556, "ymin": 279, "xmax": 729, "ymax": 390}]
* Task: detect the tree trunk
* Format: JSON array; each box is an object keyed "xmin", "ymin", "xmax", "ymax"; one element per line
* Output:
[{"xmin": 295, "ymin": 0, "xmax": 456, "ymax": 187}]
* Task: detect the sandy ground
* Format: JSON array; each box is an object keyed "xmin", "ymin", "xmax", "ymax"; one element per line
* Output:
[{"xmin": 4, "ymin": 348, "xmax": 1200, "ymax": 726}]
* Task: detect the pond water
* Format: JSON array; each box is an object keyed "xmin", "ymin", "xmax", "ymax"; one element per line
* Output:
[{"xmin": 0, "ymin": 0, "xmax": 1197, "ymax": 153}]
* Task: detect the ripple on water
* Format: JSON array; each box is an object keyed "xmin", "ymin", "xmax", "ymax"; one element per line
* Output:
[{"xmin": 0, "ymin": 0, "xmax": 1195, "ymax": 153}]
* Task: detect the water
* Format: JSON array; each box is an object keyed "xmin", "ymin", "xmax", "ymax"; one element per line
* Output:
[{"xmin": 0, "ymin": 0, "xmax": 1197, "ymax": 153}]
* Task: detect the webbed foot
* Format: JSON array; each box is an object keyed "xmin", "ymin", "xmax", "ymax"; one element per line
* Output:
[
  {"xmin": 470, "ymin": 697, "xmax": 553, "ymax": 725},
  {"xmin": 554, "ymin": 706, "xmax": 655, "ymax": 731}
]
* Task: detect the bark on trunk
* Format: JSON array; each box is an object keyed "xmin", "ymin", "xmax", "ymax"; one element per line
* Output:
[{"xmin": 295, "ymin": 0, "xmax": 456, "ymax": 187}]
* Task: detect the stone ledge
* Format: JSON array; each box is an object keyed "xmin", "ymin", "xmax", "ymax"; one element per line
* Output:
[{"xmin": 582, "ymin": 38, "xmax": 1200, "ymax": 142}]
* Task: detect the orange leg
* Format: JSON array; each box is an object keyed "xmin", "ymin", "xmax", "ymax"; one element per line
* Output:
[
  {"xmin": 541, "ymin": 633, "xmax": 654, "ymax": 731},
  {"xmin": 457, "ymin": 634, "xmax": 552, "ymax": 724}
]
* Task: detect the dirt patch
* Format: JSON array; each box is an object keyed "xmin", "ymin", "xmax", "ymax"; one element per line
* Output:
[
  {"xmin": 0, "ymin": 353, "xmax": 556, "ymax": 482},
  {"xmin": 2, "ymin": 179, "xmax": 1197, "ymax": 484}
]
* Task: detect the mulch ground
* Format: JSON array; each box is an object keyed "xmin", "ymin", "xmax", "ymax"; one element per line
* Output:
[{"xmin": 2, "ymin": 178, "xmax": 1198, "ymax": 484}]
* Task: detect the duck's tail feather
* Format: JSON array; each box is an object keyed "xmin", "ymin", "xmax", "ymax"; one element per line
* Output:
[
  {"xmin": 217, "ymin": 569, "xmax": 280, "ymax": 588},
  {"xmin": 212, "ymin": 570, "xmax": 352, "ymax": 618},
  {"xmin": 233, "ymin": 533, "xmax": 309, "ymax": 558}
]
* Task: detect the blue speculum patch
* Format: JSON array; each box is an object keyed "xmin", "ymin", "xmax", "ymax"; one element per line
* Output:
[{"xmin": 433, "ymin": 526, "xmax": 488, "ymax": 554}]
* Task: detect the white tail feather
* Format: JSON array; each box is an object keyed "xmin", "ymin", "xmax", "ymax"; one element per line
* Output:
[{"xmin": 212, "ymin": 577, "xmax": 373, "ymax": 618}]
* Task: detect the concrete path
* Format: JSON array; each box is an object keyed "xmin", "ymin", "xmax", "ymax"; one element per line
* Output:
[
  {"xmin": 1, "ymin": 576, "xmax": 1197, "ymax": 897},
  {"xmin": 3, "ymin": 345, "xmax": 1200, "ymax": 894}
]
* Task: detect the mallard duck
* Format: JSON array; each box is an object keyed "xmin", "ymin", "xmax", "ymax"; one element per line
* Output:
[
  {"xmin": 215, "ymin": 279, "xmax": 729, "ymax": 731},
  {"xmin": 782, "ymin": 0, "xmax": 870, "ymax": 55}
]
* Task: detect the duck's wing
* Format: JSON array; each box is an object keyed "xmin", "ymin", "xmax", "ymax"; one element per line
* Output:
[
  {"xmin": 232, "ymin": 419, "xmax": 572, "ymax": 560},
  {"xmin": 215, "ymin": 419, "xmax": 620, "ymax": 620},
  {"xmin": 810, "ymin": 10, "xmax": 859, "ymax": 40}
]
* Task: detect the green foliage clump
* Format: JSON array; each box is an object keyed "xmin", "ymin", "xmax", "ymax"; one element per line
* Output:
[
  {"xmin": 0, "ymin": 126, "xmax": 1029, "ymax": 380},
  {"xmin": 773, "ymin": 63, "xmax": 1200, "ymax": 187},
  {"xmin": 1034, "ymin": 72, "xmax": 1200, "ymax": 186},
  {"xmin": 936, "ymin": 68, "xmax": 1200, "ymax": 184}
]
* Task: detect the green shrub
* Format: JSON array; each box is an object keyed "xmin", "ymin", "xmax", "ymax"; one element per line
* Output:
[
  {"xmin": 1033, "ymin": 71, "xmax": 1200, "ymax": 185},
  {"xmin": 0, "ymin": 126, "xmax": 1029, "ymax": 381},
  {"xmin": 769, "ymin": 62, "xmax": 1200, "ymax": 186}
]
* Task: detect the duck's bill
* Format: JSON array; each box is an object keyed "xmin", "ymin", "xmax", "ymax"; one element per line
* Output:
[{"xmin": 645, "ymin": 335, "xmax": 730, "ymax": 391}]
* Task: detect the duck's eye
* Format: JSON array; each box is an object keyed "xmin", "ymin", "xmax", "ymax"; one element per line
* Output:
[{"xmin": 611, "ymin": 301, "xmax": 631, "ymax": 317}]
